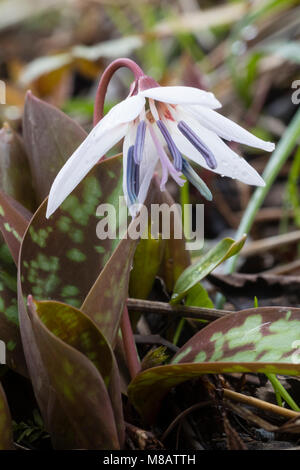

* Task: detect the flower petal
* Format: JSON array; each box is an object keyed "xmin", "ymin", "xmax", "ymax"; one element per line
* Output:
[
  {"xmin": 46, "ymin": 95, "xmax": 145, "ymax": 218},
  {"xmin": 122, "ymin": 123, "xmax": 137, "ymax": 212},
  {"xmin": 141, "ymin": 86, "xmax": 221, "ymax": 109},
  {"xmin": 187, "ymin": 105, "xmax": 275, "ymax": 152},
  {"xmin": 137, "ymin": 126, "xmax": 160, "ymax": 206},
  {"xmin": 166, "ymin": 111, "xmax": 265, "ymax": 187}
]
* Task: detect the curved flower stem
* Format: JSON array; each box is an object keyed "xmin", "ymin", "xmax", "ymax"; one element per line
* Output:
[
  {"xmin": 216, "ymin": 106, "xmax": 300, "ymax": 307},
  {"xmin": 93, "ymin": 58, "xmax": 144, "ymax": 126},
  {"xmin": 120, "ymin": 304, "xmax": 141, "ymax": 380}
]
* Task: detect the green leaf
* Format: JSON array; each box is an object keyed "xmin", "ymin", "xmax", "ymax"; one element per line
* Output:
[
  {"xmin": 23, "ymin": 92, "xmax": 87, "ymax": 203},
  {"xmin": 185, "ymin": 283, "xmax": 214, "ymax": 310},
  {"xmin": 129, "ymin": 228, "xmax": 165, "ymax": 300},
  {"xmin": 171, "ymin": 236, "xmax": 246, "ymax": 304},
  {"xmin": 0, "ymin": 383, "xmax": 13, "ymax": 450},
  {"xmin": 155, "ymin": 185, "xmax": 190, "ymax": 292},
  {"xmin": 128, "ymin": 307, "xmax": 300, "ymax": 423},
  {"xmin": 20, "ymin": 296, "xmax": 121, "ymax": 449},
  {"xmin": 0, "ymin": 190, "xmax": 31, "ymax": 265},
  {"xmin": 81, "ymin": 225, "xmax": 138, "ymax": 347}
]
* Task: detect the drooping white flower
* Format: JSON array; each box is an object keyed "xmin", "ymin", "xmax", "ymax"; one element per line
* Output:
[{"xmin": 46, "ymin": 74, "xmax": 274, "ymax": 219}]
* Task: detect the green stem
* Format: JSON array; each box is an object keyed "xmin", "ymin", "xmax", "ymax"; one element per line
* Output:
[{"xmin": 267, "ymin": 374, "xmax": 300, "ymax": 412}]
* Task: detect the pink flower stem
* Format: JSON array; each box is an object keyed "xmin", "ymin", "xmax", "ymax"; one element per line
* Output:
[
  {"xmin": 120, "ymin": 303, "xmax": 141, "ymax": 379},
  {"xmin": 93, "ymin": 58, "xmax": 145, "ymax": 126}
]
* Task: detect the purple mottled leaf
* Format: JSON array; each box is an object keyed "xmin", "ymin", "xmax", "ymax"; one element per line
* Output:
[
  {"xmin": 128, "ymin": 307, "xmax": 300, "ymax": 422},
  {"xmin": 0, "ymin": 383, "xmax": 13, "ymax": 450},
  {"xmin": 32, "ymin": 299, "xmax": 124, "ymax": 447},
  {"xmin": 20, "ymin": 155, "xmax": 125, "ymax": 308},
  {"xmin": 0, "ymin": 268, "xmax": 27, "ymax": 375},
  {"xmin": 0, "ymin": 190, "xmax": 31, "ymax": 265},
  {"xmin": 81, "ymin": 225, "xmax": 138, "ymax": 346},
  {"xmin": 0, "ymin": 123, "xmax": 36, "ymax": 211},
  {"xmin": 23, "ymin": 91, "xmax": 87, "ymax": 203},
  {"xmin": 21, "ymin": 296, "xmax": 121, "ymax": 449}
]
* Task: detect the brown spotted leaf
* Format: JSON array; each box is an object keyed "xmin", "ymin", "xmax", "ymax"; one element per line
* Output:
[
  {"xmin": 128, "ymin": 307, "xmax": 300, "ymax": 422},
  {"xmin": 0, "ymin": 123, "xmax": 36, "ymax": 211},
  {"xmin": 0, "ymin": 190, "xmax": 31, "ymax": 264},
  {"xmin": 81, "ymin": 226, "xmax": 138, "ymax": 346},
  {"xmin": 30, "ymin": 298, "xmax": 124, "ymax": 447},
  {"xmin": 23, "ymin": 91, "xmax": 87, "ymax": 203},
  {"xmin": 23, "ymin": 296, "xmax": 121, "ymax": 449},
  {"xmin": 20, "ymin": 155, "xmax": 124, "ymax": 308},
  {"xmin": 0, "ymin": 250, "xmax": 27, "ymax": 375},
  {"xmin": 0, "ymin": 383, "xmax": 13, "ymax": 450}
]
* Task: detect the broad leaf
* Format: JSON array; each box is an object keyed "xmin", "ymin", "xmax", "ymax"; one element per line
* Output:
[
  {"xmin": 129, "ymin": 229, "xmax": 165, "ymax": 301},
  {"xmin": 128, "ymin": 307, "xmax": 300, "ymax": 422},
  {"xmin": 20, "ymin": 155, "xmax": 124, "ymax": 308},
  {"xmin": 81, "ymin": 226, "xmax": 138, "ymax": 346},
  {"xmin": 0, "ymin": 383, "xmax": 13, "ymax": 450},
  {"xmin": 23, "ymin": 92, "xmax": 87, "ymax": 203},
  {"xmin": 156, "ymin": 186, "xmax": 190, "ymax": 292},
  {"xmin": 0, "ymin": 190, "xmax": 31, "ymax": 265},
  {"xmin": 30, "ymin": 298, "xmax": 124, "ymax": 447},
  {"xmin": 171, "ymin": 236, "xmax": 246, "ymax": 304},
  {"xmin": 22, "ymin": 296, "xmax": 121, "ymax": 449},
  {"xmin": 0, "ymin": 123, "xmax": 36, "ymax": 211},
  {"xmin": 185, "ymin": 283, "xmax": 214, "ymax": 309},
  {"xmin": 0, "ymin": 245, "xmax": 27, "ymax": 375}
]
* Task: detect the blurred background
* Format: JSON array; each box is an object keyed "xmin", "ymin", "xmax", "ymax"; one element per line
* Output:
[{"xmin": 0, "ymin": 0, "xmax": 300, "ymax": 301}]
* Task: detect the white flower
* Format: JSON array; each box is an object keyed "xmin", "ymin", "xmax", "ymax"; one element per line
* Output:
[{"xmin": 46, "ymin": 81, "xmax": 274, "ymax": 219}]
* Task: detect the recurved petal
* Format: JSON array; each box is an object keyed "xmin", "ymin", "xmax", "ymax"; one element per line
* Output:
[
  {"xmin": 167, "ymin": 112, "xmax": 265, "ymax": 187},
  {"xmin": 46, "ymin": 95, "xmax": 145, "ymax": 218},
  {"xmin": 187, "ymin": 105, "xmax": 275, "ymax": 152},
  {"xmin": 46, "ymin": 123, "xmax": 128, "ymax": 218},
  {"xmin": 141, "ymin": 86, "xmax": 221, "ymax": 109},
  {"xmin": 137, "ymin": 126, "xmax": 159, "ymax": 207}
]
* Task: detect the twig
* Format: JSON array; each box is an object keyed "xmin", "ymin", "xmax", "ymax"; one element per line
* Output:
[
  {"xmin": 127, "ymin": 298, "xmax": 232, "ymax": 322},
  {"xmin": 241, "ymin": 230, "xmax": 300, "ymax": 257},
  {"xmin": 223, "ymin": 388, "xmax": 300, "ymax": 420},
  {"xmin": 134, "ymin": 334, "xmax": 179, "ymax": 353}
]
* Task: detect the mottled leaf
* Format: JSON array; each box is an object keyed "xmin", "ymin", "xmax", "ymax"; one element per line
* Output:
[
  {"xmin": 0, "ymin": 123, "xmax": 36, "ymax": 211},
  {"xmin": 30, "ymin": 298, "xmax": 124, "ymax": 447},
  {"xmin": 0, "ymin": 383, "xmax": 13, "ymax": 450},
  {"xmin": 185, "ymin": 283, "xmax": 214, "ymax": 309},
  {"xmin": 23, "ymin": 92, "xmax": 87, "ymax": 203},
  {"xmin": 0, "ymin": 247, "xmax": 27, "ymax": 375},
  {"xmin": 129, "ymin": 228, "xmax": 165, "ymax": 301},
  {"xmin": 171, "ymin": 236, "xmax": 246, "ymax": 304},
  {"xmin": 81, "ymin": 227, "xmax": 138, "ymax": 346},
  {"xmin": 128, "ymin": 307, "xmax": 300, "ymax": 422},
  {"xmin": 20, "ymin": 155, "xmax": 124, "ymax": 308},
  {"xmin": 22, "ymin": 296, "xmax": 120, "ymax": 449}
]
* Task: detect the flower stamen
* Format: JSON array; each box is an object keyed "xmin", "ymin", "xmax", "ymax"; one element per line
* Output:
[
  {"xmin": 133, "ymin": 120, "xmax": 146, "ymax": 164},
  {"xmin": 156, "ymin": 120, "xmax": 183, "ymax": 171},
  {"xmin": 127, "ymin": 145, "xmax": 140, "ymax": 205},
  {"xmin": 178, "ymin": 120, "xmax": 217, "ymax": 169},
  {"xmin": 182, "ymin": 159, "xmax": 212, "ymax": 201},
  {"xmin": 148, "ymin": 124, "xmax": 184, "ymax": 191}
]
